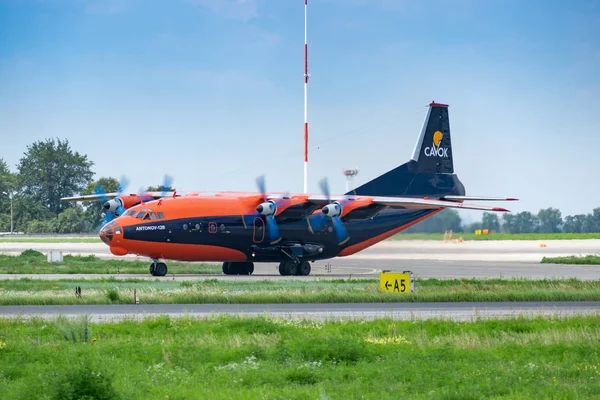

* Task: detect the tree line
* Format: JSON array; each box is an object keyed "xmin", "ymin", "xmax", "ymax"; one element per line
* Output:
[
  {"xmin": 0, "ymin": 138, "xmax": 172, "ymax": 233},
  {"xmin": 1, "ymin": 138, "xmax": 598, "ymax": 234},
  {"xmin": 402, "ymin": 207, "xmax": 600, "ymax": 234}
]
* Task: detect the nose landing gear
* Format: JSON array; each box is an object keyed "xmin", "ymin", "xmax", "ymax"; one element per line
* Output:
[{"xmin": 150, "ymin": 260, "xmax": 168, "ymax": 276}]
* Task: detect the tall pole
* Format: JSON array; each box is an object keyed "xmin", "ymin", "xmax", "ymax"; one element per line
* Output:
[
  {"xmin": 303, "ymin": 0, "xmax": 309, "ymax": 193},
  {"xmin": 10, "ymin": 193, "xmax": 13, "ymax": 234}
]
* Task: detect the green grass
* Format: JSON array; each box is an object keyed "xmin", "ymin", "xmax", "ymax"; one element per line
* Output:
[
  {"xmin": 391, "ymin": 232, "xmax": 600, "ymax": 240},
  {"xmin": 1, "ymin": 277, "xmax": 600, "ymax": 305},
  {"xmin": 1, "ymin": 314, "xmax": 600, "ymax": 399},
  {"xmin": 542, "ymin": 255, "xmax": 600, "ymax": 265},
  {"xmin": 0, "ymin": 250, "xmax": 220, "ymax": 274}
]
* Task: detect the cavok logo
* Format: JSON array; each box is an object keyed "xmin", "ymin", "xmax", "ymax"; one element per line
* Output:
[{"xmin": 424, "ymin": 130, "xmax": 449, "ymax": 158}]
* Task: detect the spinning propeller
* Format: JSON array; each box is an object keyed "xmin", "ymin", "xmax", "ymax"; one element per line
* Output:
[
  {"xmin": 95, "ymin": 176, "xmax": 129, "ymax": 226},
  {"xmin": 95, "ymin": 175, "xmax": 173, "ymax": 228},
  {"xmin": 315, "ymin": 177, "xmax": 350, "ymax": 245},
  {"xmin": 252, "ymin": 175, "xmax": 290, "ymax": 244}
]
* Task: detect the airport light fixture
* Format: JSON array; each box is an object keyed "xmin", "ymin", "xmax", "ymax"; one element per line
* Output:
[{"xmin": 2, "ymin": 191, "xmax": 13, "ymax": 234}]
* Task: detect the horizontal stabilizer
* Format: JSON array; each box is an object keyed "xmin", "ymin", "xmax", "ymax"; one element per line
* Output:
[
  {"xmin": 441, "ymin": 196, "xmax": 518, "ymax": 202},
  {"xmin": 305, "ymin": 194, "xmax": 510, "ymax": 212}
]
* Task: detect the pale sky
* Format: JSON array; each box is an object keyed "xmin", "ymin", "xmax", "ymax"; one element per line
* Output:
[{"xmin": 1, "ymin": 0, "xmax": 599, "ymax": 220}]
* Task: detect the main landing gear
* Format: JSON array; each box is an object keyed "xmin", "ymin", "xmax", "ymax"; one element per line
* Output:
[
  {"xmin": 222, "ymin": 262, "xmax": 255, "ymax": 275},
  {"xmin": 150, "ymin": 260, "xmax": 168, "ymax": 277},
  {"xmin": 278, "ymin": 260, "xmax": 311, "ymax": 276}
]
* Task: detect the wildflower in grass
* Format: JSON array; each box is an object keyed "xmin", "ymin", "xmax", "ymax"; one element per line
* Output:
[
  {"xmin": 365, "ymin": 335, "xmax": 411, "ymax": 345},
  {"xmin": 0, "ymin": 341, "xmax": 5, "ymax": 349}
]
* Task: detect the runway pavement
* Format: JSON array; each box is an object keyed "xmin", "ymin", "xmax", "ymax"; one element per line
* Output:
[
  {"xmin": 1, "ymin": 239, "xmax": 599, "ymax": 280},
  {"xmin": 1, "ymin": 301, "xmax": 599, "ymax": 322}
]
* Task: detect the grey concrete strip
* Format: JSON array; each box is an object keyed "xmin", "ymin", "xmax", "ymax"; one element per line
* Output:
[{"xmin": 1, "ymin": 302, "xmax": 599, "ymax": 322}]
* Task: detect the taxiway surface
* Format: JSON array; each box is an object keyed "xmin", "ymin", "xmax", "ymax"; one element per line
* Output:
[
  {"xmin": 1, "ymin": 239, "xmax": 599, "ymax": 280},
  {"xmin": 1, "ymin": 302, "xmax": 599, "ymax": 322}
]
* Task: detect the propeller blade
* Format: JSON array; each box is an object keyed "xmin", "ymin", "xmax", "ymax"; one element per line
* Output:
[
  {"xmin": 256, "ymin": 175, "xmax": 266, "ymax": 199},
  {"xmin": 161, "ymin": 175, "xmax": 173, "ymax": 198},
  {"xmin": 332, "ymin": 216, "xmax": 349, "ymax": 244},
  {"xmin": 316, "ymin": 176, "xmax": 350, "ymax": 245},
  {"xmin": 266, "ymin": 215, "xmax": 281, "ymax": 243},
  {"xmin": 319, "ymin": 177, "xmax": 330, "ymax": 201}
]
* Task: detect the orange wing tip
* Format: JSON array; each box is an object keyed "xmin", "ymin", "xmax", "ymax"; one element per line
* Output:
[
  {"xmin": 492, "ymin": 207, "xmax": 510, "ymax": 212},
  {"xmin": 110, "ymin": 246, "xmax": 128, "ymax": 256}
]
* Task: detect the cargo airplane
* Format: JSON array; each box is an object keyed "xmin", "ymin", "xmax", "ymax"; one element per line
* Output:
[{"xmin": 62, "ymin": 102, "xmax": 517, "ymax": 276}]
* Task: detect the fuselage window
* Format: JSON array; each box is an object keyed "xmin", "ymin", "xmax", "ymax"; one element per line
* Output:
[
  {"xmin": 208, "ymin": 222, "xmax": 217, "ymax": 234},
  {"xmin": 195, "ymin": 223, "xmax": 201, "ymax": 231},
  {"xmin": 158, "ymin": 212, "xmax": 165, "ymax": 219},
  {"xmin": 183, "ymin": 223, "xmax": 188, "ymax": 230},
  {"xmin": 136, "ymin": 212, "xmax": 145, "ymax": 219}
]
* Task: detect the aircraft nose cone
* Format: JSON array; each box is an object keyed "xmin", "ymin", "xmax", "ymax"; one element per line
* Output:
[{"xmin": 99, "ymin": 221, "xmax": 122, "ymax": 245}]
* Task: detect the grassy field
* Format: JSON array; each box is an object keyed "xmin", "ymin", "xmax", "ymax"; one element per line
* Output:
[
  {"xmin": 2, "ymin": 232, "xmax": 600, "ymax": 243},
  {"xmin": 1, "ymin": 277, "xmax": 600, "ymax": 305},
  {"xmin": 392, "ymin": 232, "xmax": 600, "ymax": 241},
  {"xmin": 1, "ymin": 314, "xmax": 599, "ymax": 399},
  {"xmin": 542, "ymin": 255, "xmax": 600, "ymax": 265},
  {"xmin": 0, "ymin": 250, "xmax": 220, "ymax": 274}
]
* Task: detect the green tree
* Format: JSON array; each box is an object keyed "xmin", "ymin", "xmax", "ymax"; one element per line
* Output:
[
  {"xmin": 515, "ymin": 211, "xmax": 538, "ymax": 233},
  {"xmin": 563, "ymin": 214, "xmax": 586, "ymax": 233},
  {"xmin": 537, "ymin": 207, "xmax": 562, "ymax": 233},
  {"xmin": 481, "ymin": 212, "xmax": 500, "ymax": 232},
  {"xmin": 403, "ymin": 209, "xmax": 463, "ymax": 233},
  {"xmin": 57, "ymin": 205, "xmax": 90, "ymax": 233},
  {"xmin": 0, "ymin": 158, "xmax": 17, "ymax": 232},
  {"xmin": 146, "ymin": 185, "xmax": 176, "ymax": 192},
  {"xmin": 82, "ymin": 177, "xmax": 121, "ymax": 230},
  {"xmin": 501, "ymin": 213, "xmax": 517, "ymax": 233},
  {"xmin": 17, "ymin": 138, "xmax": 94, "ymax": 216}
]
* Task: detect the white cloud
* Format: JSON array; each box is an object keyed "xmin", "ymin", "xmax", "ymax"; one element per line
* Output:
[{"xmin": 186, "ymin": 0, "xmax": 258, "ymax": 21}]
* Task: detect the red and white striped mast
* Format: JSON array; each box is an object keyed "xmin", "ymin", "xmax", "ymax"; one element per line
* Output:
[{"xmin": 303, "ymin": 0, "xmax": 309, "ymax": 193}]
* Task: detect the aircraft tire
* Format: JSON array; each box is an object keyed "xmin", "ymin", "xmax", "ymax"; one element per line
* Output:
[
  {"xmin": 154, "ymin": 263, "xmax": 168, "ymax": 277},
  {"xmin": 244, "ymin": 262, "xmax": 254, "ymax": 275},
  {"xmin": 279, "ymin": 261, "xmax": 297, "ymax": 276},
  {"xmin": 222, "ymin": 262, "xmax": 232, "ymax": 275},
  {"xmin": 298, "ymin": 261, "xmax": 311, "ymax": 276}
]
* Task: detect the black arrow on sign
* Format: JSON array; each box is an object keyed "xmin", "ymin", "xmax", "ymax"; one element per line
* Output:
[{"xmin": 385, "ymin": 281, "xmax": 391, "ymax": 290}]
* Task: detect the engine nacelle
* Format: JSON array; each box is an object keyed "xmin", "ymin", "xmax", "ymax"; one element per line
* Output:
[
  {"xmin": 322, "ymin": 202, "xmax": 342, "ymax": 217},
  {"xmin": 256, "ymin": 201, "xmax": 276, "ymax": 215},
  {"xmin": 103, "ymin": 198, "xmax": 124, "ymax": 214}
]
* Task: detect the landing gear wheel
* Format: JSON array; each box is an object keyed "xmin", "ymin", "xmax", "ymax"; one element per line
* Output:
[
  {"xmin": 244, "ymin": 262, "xmax": 254, "ymax": 275},
  {"xmin": 223, "ymin": 262, "xmax": 254, "ymax": 275},
  {"xmin": 278, "ymin": 260, "xmax": 298, "ymax": 276},
  {"xmin": 298, "ymin": 261, "xmax": 311, "ymax": 276},
  {"xmin": 222, "ymin": 262, "xmax": 232, "ymax": 275},
  {"xmin": 153, "ymin": 262, "xmax": 167, "ymax": 277}
]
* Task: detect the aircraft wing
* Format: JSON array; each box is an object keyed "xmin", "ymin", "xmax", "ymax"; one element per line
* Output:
[
  {"xmin": 305, "ymin": 195, "xmax": 510, "ymax": 212},
  {"xmin": 61, "ymin": 192, "xmax": 177, "ymax": 202}
]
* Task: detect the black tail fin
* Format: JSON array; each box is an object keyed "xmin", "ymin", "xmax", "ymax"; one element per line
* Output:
[
  {"xmin": 350, "ymin": 101, "xmax": 465, "ymax": 198},
  {"xmin": 410, "ymin": 101, "xmax": 454, "ymax": 174}
]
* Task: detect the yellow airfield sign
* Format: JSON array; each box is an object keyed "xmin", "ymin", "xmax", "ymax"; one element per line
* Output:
[{"xmin": 380, "ymin": 271, "xmax": 413, "ymax": 293}]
